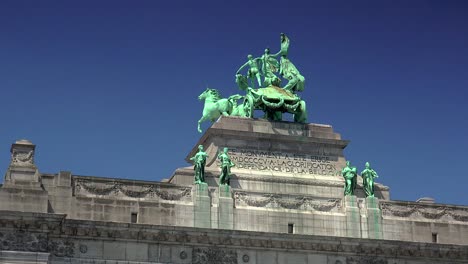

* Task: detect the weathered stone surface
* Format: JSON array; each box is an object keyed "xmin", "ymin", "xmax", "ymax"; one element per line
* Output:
[
  {"xmin": 1, "ymin": 119, "xmax": 468, "ymax": 263},
  {"xmin": 1, "ymin": 211, "xmax": 467, "ymax": 263}
]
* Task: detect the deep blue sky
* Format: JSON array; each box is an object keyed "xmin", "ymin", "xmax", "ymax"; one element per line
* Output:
[{"xmin": 1, "ymin": 1, "xmax": 467, "ymax": 205}]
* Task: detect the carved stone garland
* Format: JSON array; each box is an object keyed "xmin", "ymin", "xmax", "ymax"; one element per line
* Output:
[
  {"xmin": 234, "ymin": 192, "xmax": 341, "ymax": 211},
  {"xmin": 74, "ymin": 179, "xmax": 191, "ymax": 200}
]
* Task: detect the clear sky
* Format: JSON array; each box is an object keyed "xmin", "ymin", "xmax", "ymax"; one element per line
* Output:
[{"xmin": 1, "ymin": 1, "xmax": 467, "ymax": 205}]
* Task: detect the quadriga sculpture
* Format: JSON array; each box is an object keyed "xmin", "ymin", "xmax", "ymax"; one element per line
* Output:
[{"xmin": 196, "ymin": 33, "xmax": 309, "ymax": 132}]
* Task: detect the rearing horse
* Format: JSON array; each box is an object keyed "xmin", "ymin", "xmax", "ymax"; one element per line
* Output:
[{"xmin": 197, "ymin": 88, "xmax": 242, "ymax": 133}]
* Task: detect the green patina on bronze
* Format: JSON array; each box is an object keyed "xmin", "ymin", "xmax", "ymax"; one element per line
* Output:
[
  {"xmin": 361, "ymin": 162, "xmax": 379, "ymax": 197},
  {"xmin": 218, "ymin": 147, "xmax": 235, "ymax": 186},
  {"xmin": 190, "ymin": 145, "xmax": 208, "ymax": 184},
  {"xmin": 236, "ymin": 55, "xmax": 262, "ymax": 88},
  {"xmin": 197, "ymin": 33, "xmax": 308, "ymax": 132},
  {"xmin": 243, "ymin": 86, "xmax": 307, "ymax": 122},
  {"xmin": 342, "ymin": 161, "xmax": 358, "ymax": 196},
  {"xmin": 197, "ymin": 88, "xmax": 243, "ymax": 133}
]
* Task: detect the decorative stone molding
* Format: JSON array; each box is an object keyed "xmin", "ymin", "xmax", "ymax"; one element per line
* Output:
[
  {"xmin": 236, "ymin": 174, "xmax": 345, "ymax": 187},
  {"xmin": 346, "ymin": 256, "xmax": 387, "ymax": 264},
  {"xmin": 381, "ymin": 202, "xmax": 468, "ymax": 222},
  {"xmin": 74, "ymin": 178, "xmax": 192, "ymax": 201},
  {"xmin": 11, "ymin": 150, "xmax": 34, "ymax": 166},
  {"xmin": 1, "ymin": 211, "xmax": 468, "ymax": 262},
  {"xmin": 0, "ymin": 231, "xmax": 74, "ymax": 257},
  {"xmin": 10, "ymin": 140, "xmax": 36, "ymax": 168},
  {"xmin": 192, "ymin": 247, "xmax": 238, "ymax": 264},
  {"xmin": 234, "ymin": 191, "xmax": 342, "ymax": 212}
]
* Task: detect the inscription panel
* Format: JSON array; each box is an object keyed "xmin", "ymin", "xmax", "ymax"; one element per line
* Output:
[{"xmin": 228, "ymin": 148, "xmax": 341, "ymax": 176}]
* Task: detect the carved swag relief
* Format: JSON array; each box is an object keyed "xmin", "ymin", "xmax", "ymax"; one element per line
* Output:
[
  {"xmin": 11, "ymin": 149, "xmax": 34, "ymax": 166},
  {"xmin": 381, "ymin": 202, "xmax": 468, "ymax": 222},
  {"xmin": 74, "ymin": 179, "xmax": 192, "ymax": 200},
  {"xmin": 234, "ymin": 191, "xmax": 341, "ymax": 211}
]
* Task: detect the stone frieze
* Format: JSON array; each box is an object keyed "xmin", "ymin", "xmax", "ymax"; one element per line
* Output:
[
  {"xmin": 1, "ymin": 212, "xmax": 468, "ymax": 261},
  {"xmin": 74, "ymin": 178, "xmax": 192, "ymax": 200},
  {"xmin": 192, "ymin": 247, "xmax": 238, "ymax": 264},
  {"xmin": 345, "ymin": 256, "xmax": 388, "ymax": 264},
  {"xmin": 0, "ymin": 230, "xmax": 74, "ymax": 257},
  {"xmin": 381, "ymin": 202, "xmax": 468, "ymax": 222},
  {"xmin": 234, "ymin": 191, "xmax": 342, "ymax": 212}
]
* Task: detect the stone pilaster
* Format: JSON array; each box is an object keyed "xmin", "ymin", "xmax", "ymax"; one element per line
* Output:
[
  {"xmin": 217, "ymin": 185, "xmax": 234, "ymax": 230},
  {"xmin": 345, "ymin": 195, "xmax": 361, "ymax": 238},
  {"xmin": 193, "ymin": 183, "xmax": 211, "ymax": 228},
  {"xmin": 366, "ymin": 196, "xmax": 383, "ymax": 239}
]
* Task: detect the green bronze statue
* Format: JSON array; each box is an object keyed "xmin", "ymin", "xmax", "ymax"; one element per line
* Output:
[
  {"xmin": 260, "ymin": 48, "xmax": 281, "ymax": 87},
  {"xmin": 361, "ymin": 162, "xmax": 379, "ymax": 197},
  {"xmin": 273, "ymin": 33, "xmax": 305, "ymax": 92},
  {"xmin": 190, "ymin": 145, "xmax": 209, "ymax": 184},
  {"xmin": 236, "ymin": 54, "xmax": 262, "ymax": 88},
  {"xmin": 341, "ymin": 161, "xmax": 357, "ymax": 196},
  {"xmin": 197, "ymin": 88, "xmax": 243, "ymax": 133},
  {"xmin": 218, "ymin": 147, "xmax": 235, "ymax": 186},
  {"xmin": 197, "ymin": 33, "xmax": 309, "ymax": 131}
]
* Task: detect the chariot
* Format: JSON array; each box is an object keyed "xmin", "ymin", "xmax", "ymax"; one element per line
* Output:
[{"xmin": 242, "ymin": 86, "xmax": 307, "ymax": 123}]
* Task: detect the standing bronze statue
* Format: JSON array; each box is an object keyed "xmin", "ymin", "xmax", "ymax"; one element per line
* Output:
[
  {"xmin": 341, "ymin": 161, "xmax": 357, "ymax": 196},
  {"xmin": 260, "ymin": 48, "xmax": 281, "ymax": 87},
  {"xmin": 273, "ymin": 33, "xmax": 305, "ymax": 92},
  {"xmin": 190, "ymin": 145, "xmax": 208, "ymax": 184},
  {"xmin": 361, "ymin": 162, "xmax": 379, "ymax": 197},
  {"xmin": 218, "ymin": 147, "xmax": 235, "ymax": 186},
  {"xmin": 236, "ymin": 54, "xmax": 262, "ymax": 88}
]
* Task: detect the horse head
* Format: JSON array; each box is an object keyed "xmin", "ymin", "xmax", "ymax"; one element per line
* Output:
[
  {"xmin": 198, "ymin": 88, "xmax": 212, "ymax": 101},
  {"xmin": 198, "ymin": 88, "xmax": 220, "ymax": 101}
]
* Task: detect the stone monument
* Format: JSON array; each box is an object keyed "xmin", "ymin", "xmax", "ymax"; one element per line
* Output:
[{"xmin": 1, "ymin": 34, "xmax": 468, "ymax": 263}]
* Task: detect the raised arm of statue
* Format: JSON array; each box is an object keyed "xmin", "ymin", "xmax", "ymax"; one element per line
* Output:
[
  {"xmin": 236, "ymin": 61, "xmax": 249, "ymax": 74},
  {"xmin": 272, "ymin": 33, "xmax": 290, "ymax": 57}
]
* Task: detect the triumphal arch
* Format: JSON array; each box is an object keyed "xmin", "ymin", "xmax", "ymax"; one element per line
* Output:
[{"xmin": 1, "ymin": 34, "xmax": 468, "ymax": 264}]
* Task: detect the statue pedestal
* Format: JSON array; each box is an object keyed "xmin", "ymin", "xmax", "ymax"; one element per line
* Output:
[
  {"xmin": 345, "ymin": 195, "xmax": 361, "ymax": 238},
  {"xmin": 0, "ymin": 140, "xmax": 48, "ymax": 213},
  {"xmin": 193, "ymin": 183, "xmax": 211, "ymax": 228},
  {"xmin": 217, "ymin": 185, "xmax": 234, "ymax": 230},
  {"xmin": 3, "ymin": 140, "xmax": 41, "ymax": 189},
  {"xmin": 365, "ymin": 196, "xmax": 382, "ymax": 239}
]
